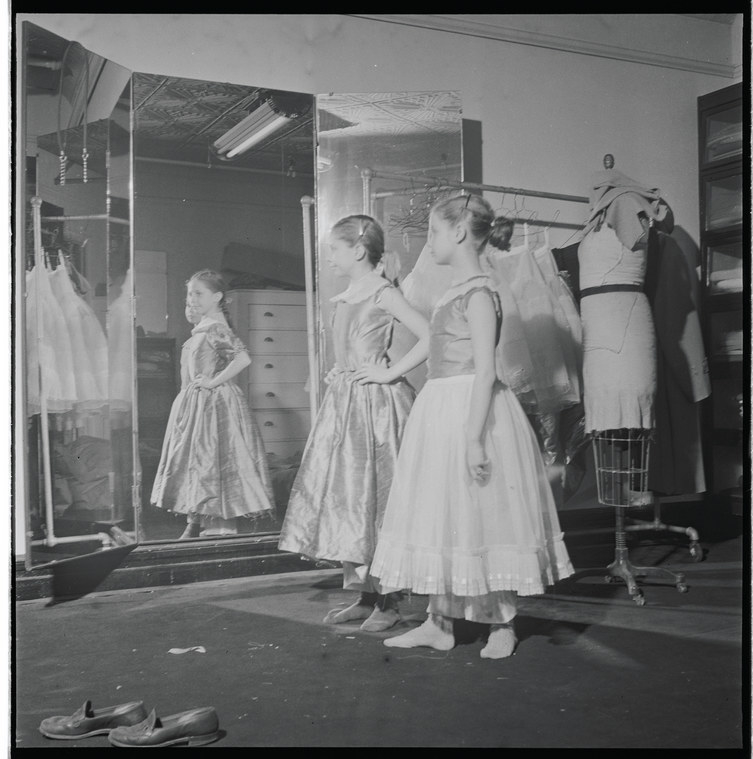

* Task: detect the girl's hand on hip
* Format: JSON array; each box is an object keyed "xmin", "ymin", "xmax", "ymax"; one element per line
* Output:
[
  {"xmin": 354, "ymin": 358, "xmax": 393, "ymax": 385},
  {"xmin": 194, "ymin": 375, "xmax": 217, "ymax": 390},
  {"xmin": 466, "ymin": 440, "xmax": 490, "ymax": 483}
]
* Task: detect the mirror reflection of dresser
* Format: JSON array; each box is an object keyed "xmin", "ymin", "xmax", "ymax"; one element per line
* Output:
[{"xmin": 227, "ymin": 288, "xmax": 311, "ymax": 462}]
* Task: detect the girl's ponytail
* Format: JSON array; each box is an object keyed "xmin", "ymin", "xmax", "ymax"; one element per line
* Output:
[
  {"xmin": 219, "ymin": 295, "xmax": 235, "ymax": 331},
  {"xmin": 378, "ymin": 249, "xmax": 402, "ymax": 286},
  {"xmin": 488, "ymin": 216, "xmax": 514, "ymax": 252}
]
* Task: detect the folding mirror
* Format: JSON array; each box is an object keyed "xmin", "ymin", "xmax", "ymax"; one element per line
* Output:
[
  {"xmin": 313, "ymin": 91, "xmax": 463, "ymax": 393},
  {"xmin": 21, "ymin": 21, "xmax": 136, "ymax": 568},
  {"xmin": 131, "ymin": 73, "xmax": 315, "ymax": 541}
]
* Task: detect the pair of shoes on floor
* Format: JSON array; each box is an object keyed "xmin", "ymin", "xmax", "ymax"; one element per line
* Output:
[{"xmin": 39, "ymin": 699, "xmax": 220, "ymax": 747}]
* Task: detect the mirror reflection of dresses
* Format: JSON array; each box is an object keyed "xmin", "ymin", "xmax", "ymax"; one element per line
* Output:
[
  {"xmin": 150, "ymin": 316, "xmax": 275, "ymax": 534},
  {"xmin": 48, "ymin": 264, "xmax": 108, "ymax": 407},
  {"xmin": 278, "ymin": 274, "xmax": 415, "ymax": 586},
  {"xmin": 25, "ymin": 264, "xmax": 78, "ymax": 415}
]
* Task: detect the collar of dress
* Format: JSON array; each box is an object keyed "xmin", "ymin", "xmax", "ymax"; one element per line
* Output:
[
  {"xmin": 433, "ymin": 273, "xmax": 492, "ymax": 309},
  {"xmin": 329, "ymin": 271, "xmax": 391, "ymax": 304},
  {"xmin": 191, "ymin": 315, "xmax": 227, "ymax": 335}
]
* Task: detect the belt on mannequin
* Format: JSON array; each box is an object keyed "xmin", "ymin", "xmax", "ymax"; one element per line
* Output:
[{"xmin": 581, "ymin": 284, "xmax": 643, "ymax": 298}]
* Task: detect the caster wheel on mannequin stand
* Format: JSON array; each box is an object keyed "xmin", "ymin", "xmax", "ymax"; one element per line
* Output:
[{"xmin": 631, "ymin": 591, "xmax": 646, "ymax": 607}]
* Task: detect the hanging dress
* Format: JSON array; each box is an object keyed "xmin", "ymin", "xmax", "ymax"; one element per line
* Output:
[
  {"xmin": 25, "ymin": 265, "xmax": 78, "ymax": 415},
  {"xmin": 532, "ymin": 230, "xmax": 583, "ymax": 394},
  {"xmin": 48, "ymin": 264, "xmax": 108, "ymax": 409},
  {"xmin": 483, "ymin": 236, "xmax": 580, "ymax": 414}
]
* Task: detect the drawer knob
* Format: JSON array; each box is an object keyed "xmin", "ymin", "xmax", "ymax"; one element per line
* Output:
[
  {"xmin": 264, "ymin": 421, "xmax": 274, "ymax": 427},
  {"xmin": 264, "ymin": 337, "xmax": 274, "ymax": 342},
  {"xmin": 264, "ymin": 311, "xmax": 274, "ymax": 317},
  {"xmin": 265, "ymin": 392, "xmax": 276, "ymax": 398},
  {"xmin": 264, "ymin": 363, "xmax": 274, "ymax": 369}
]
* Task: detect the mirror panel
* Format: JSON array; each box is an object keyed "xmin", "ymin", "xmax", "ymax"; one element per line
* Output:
[
  {"xmin": 132, "ymin": 73, "xmax": 315, "ymax": 541},
  {"xmin": 22, "ymin": 22, "xmax": 136, "ymax": 567},
  {"xmin": 314, "ymin": 91, "xmax": 463, "ymax": 392}
]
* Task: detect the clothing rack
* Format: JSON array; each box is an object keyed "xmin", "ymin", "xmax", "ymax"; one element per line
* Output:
[
  {"xmin": 28, "ymin": 196, "xmax": 123, "ymax": 552},
  {"xmin": 360, "ymin": 168, "xmax": 590, "ymax": 232}
]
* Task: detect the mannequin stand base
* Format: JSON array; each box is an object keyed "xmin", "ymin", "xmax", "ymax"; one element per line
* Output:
[
  {"xmin": 625, "ymin": 501, "xmax": 703, "ymax": 562},
  {"xmin": 567, "ymin": 505, "xmax": 689, "ymax": 606},
  {"xmin": 569, "ymin": 546, "xmax": 688, "ymax": 607}
]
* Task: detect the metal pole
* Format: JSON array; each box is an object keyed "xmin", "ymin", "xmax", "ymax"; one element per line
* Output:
[
  {"xmin": 361, "ymin": 168, "xmax": 374, "ymax": 215},
  {"xmin": 363, "ymin": 168, "xmax": 590, "ymax": 205},
  {"xmin": 31, "ymin": 196, "xmax": 57, "ymax": 545},
  {"xmin": 300, "ymin": 195, "xmax": 319, "ymax": 423}
]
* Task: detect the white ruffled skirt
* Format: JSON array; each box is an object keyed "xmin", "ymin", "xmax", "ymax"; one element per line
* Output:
[{"xmin": 370, "ymin": 374, "xmax": 574, "ymax": 597}]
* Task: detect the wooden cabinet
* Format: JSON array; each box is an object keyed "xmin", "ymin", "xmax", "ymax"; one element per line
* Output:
[
  {"xmin": 228, "ymin": 289, "xmax": 312, "ymax": 459},
  {"xmin": 697, "ymin": 82, "xmax": 744, "ymax": 508}
]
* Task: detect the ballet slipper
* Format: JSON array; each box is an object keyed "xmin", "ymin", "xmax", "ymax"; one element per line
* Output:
[
  {"xmin": 480, "ymin": 624, "xmax": 517, "ymax": 659},
  {"xmin": 383, "ymin": 616, "xmax": 454, "ymax": 651},
  {"xmin": 323, "ymin": 600, "xmax": 373, "ymax": 625},
  {"xmin": 359, "ymin": 606, "xmax": 400, "ymax": 633}
]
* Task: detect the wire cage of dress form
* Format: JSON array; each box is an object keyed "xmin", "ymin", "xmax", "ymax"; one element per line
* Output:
[
  {"xmin": 588, "ymin": 426, "xmax": 690, "ymax": 606},
  {"xmin": 592, "ymin": 428, "xmax": 654, "ymax": 507}
]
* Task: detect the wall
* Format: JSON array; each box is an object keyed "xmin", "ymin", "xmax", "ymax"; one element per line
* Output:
[
  {"xmin": 18, "ymin": 14, "xmax": 740, "ymax": 246},
  {"xmin": 14, "ymin": 13, "xmax": 742, "ymax": 558}
]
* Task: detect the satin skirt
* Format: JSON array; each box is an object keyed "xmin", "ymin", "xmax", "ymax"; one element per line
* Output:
[
  {"xmin": 151, "ymin": 381, "xmax": 275, "ymax": 519},
  {"xmin": 278, "ymin": 370, "xmax": 415, "ymax": 565},
  {"xmin": 370, "ymin": 374, "xmax": 574, "ymax": 598}
]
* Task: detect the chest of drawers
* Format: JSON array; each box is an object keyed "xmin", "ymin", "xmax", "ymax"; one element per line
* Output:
[{"xmin": 227, "ymin": 289, "xmax": 312, "ymax": 459}]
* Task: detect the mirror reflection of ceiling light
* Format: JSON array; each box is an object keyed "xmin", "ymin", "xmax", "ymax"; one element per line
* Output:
[{"xmin": 211, "ymin": 91, "xmax": 311, "ymax": 161}]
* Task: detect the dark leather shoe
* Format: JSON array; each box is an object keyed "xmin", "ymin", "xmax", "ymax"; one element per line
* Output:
[
  {"xmin": 39, "ymin": 700, "xmax": 148, "ymax": 739},
  {"xmin": 107, "ymin": 707, "xmax": 220, "ymax": 747}
]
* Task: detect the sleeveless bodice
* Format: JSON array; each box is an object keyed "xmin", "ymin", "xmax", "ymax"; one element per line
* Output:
[
  {"xmin": 427, "ymin": 275, "xmax": 502, "ymax": 380},
  {"xmin": 579, "ymin": 225, "xmax": 647, "ymax": 289},
  {"xmin": 331, "ymin": 274, "xmax": 395, "ymax": 371}
]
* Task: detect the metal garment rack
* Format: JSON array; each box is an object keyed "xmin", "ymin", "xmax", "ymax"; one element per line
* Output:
[
  {"xmin": 359, "ymin": 167, "xmax": 590, "ymax": 230},
  {"xmin": 28, "ymin": 197, "xmax": 134, "ymax": 553}
]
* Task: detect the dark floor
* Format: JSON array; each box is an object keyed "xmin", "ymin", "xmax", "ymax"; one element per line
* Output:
[{"xmin": 14, "ymin": 507, "xmax": 748, "ymax": 749}]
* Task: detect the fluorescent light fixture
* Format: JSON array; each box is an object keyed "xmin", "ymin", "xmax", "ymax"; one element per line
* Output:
[{"xmin": 211, "ymin": 91, "xmax": 312, "ymax": 161}]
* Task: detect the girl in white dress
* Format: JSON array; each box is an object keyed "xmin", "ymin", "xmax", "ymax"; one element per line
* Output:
[{"xmin": 370, "ymin": 194, "xmax": 574, "ymax": 659}]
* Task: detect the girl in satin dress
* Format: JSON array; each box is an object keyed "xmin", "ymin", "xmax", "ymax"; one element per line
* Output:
[
  {"xmin": 370, "ymin": 195, "xmax": 574, "ymax": 658},
  {"xmin": 278, "ymin": 216, "xmax": 430, "ymax": 632},
  {"xmin": 151, "ymin": 270, "xmax": 275, "ymax": 538}
]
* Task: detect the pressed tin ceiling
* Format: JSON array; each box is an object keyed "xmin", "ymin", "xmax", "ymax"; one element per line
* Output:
[
  {"xmin": 132, "ymin": 81, "xmax": 463, "ymax": 171},
  {"xmin": 132, "ymin": 73, "xmax": 315, "ymax": 173},
  {"xmin": 317, "ymin": 91, "xmax": 462, "ymax": 137}
]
